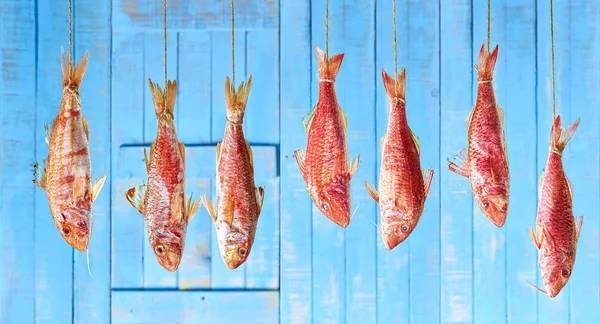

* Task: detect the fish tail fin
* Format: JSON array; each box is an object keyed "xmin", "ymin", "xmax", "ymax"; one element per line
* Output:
[
  {"xmin": 61, "ymin": 49, "xmax": 89, "ymax": 89},
  {"xmin": 550, "ymin": 115, "xmax": 580, "ymax": 153},
  {"xmin": 225, "ymin": 75, "xmax": 252, "ymax": 124},
  {"xmin": 382, "ymin": 68, "xmax": 406, "ymax": 101},
  {"xmin": 148, "ymin": 78, "xmax": 177, "ymax": 119},
  {"xmin": 314, "ymin": 45, "xmax": 344, "ymax": 81},
  {"xmin": 475, "ymin": 43, "xmax": 498, "ymax": 81}
]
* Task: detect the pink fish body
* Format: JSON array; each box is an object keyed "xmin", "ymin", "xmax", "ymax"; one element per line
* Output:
[
  {"xmin": 528, "ymin": 116, "xmax": 583, "ymax": 298},
  {"xmin": 364, "ymin": 68, "xmax": 434, "ymax": 250},
  {"xmin": 294, "ymin": 46, "xmax": 360, "ymax": 228},
  {"xmin": 448, "ymin": 44, "xmax": 510, "ymax": 227}
]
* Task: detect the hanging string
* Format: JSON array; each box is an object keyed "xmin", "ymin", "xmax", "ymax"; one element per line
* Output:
[
  {"xmin": 325, "ymin": 0, "xmax": 329, "ymax": 60},
  {"xmin": 68, "ymin": 0, "xmax": 72, "ymax": 60},
  {"xmin": 487, "ymin": 0, "xmax": 491, "ymax": 51},
  {"xmin": 164, "ymin": 0, "xmax": 167, "ymax": 89},
  {"xmin": 231, "ymin": 0, "xmax": 235, "ymax": 86},
  {"xmin": 549, "ymin": 0, "xmax": 556, "ymax": 120},
  {"xmin": 392, "ymin": 0, "xmax": 397, "ymax": 78}
]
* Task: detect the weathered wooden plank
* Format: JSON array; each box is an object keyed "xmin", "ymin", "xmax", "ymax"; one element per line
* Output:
[
  {"xmin": 567, "ymin": 1, "xmax": 600, "ymax": 322},
  {"xmin": 209, "ymin": 30, "xmax": 247, "ymax": 289},
  {"xmin": 112, "ymin": 0, "xmax": 279, "ymax": 32},
  {"xmin": 112, "ymin": 291, "xmax": 279, "ymax": 323},
  {"xmin": 111, "ymin": 32, "xmax": 145, "ymax": 289},
  {"xmin": 310, "ymin": 0, "xmax": 346, "ymax": 322},
  {"xmin": 536, "ymin": 0, "xmax": 570, "ymax": 322},
  {"xmin": 279, "ymin": 0, "xmax": 314, "ymax": 322},
  {"xmin": 439, "ymin": 0, "xmax": 474, "ymax": 323},
  {"xmin": 72, "ymin": 0, "xmax": 112, "ymax": 322},
  {"xmin": 472, "ymin": 1, "xmax": 507, "ymax": 322},
  {"xmin": 341, "ymin": 1, "xmax": 377, "ymax": 324},
  {"xmin": 405, "ymin": 1, "xmax": 441, "ymax": 323},
  {"xmin": 504, "ymin": 1, "xmax": 538, "ymax": 323},
  {"xmin": 0, "ymin": 1, "xmax": 37, "ymax": 322},
  {"xmin": 374, "ymin": 0, "xmax": 410, "ymax": 322}
]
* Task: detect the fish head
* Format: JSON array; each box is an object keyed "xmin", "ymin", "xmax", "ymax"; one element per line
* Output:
[
  {"xmin": 381, "ymin": 211, "xmax": 418, "ymax": 250},
  {"xmin": 314, "ymin": 182, "xmax": 351, "ymax": 228},
  {"xmin": 216, "ymin": 221, "xmax": 250, "ymax": 270},
  {"xmin": 55, "ymin": 207, "xmax": 91, "ymax": 251},
  {"xmin": 150, "ymin": 229, "xmax": 185, "ymax": 272},
  {"xmin": 540, "ymin": 252, "xmax": 574, "ymax": 298},
  {"xmin": 475, "ymin": 183, "xmax": 509, "ymax": 227}
]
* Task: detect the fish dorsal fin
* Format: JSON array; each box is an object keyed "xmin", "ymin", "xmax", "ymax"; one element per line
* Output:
[
  {"xmin": 567, "ymin": 177, "xmax": 574, "ymax": 198},
  {"xmin": 179, "ymin": 142, "xmax": 186, "ymax": 164},
  {"xmin": 380, "ymin": 133, "xmax": 387, "ymax": 153},
  {"xmin": 91, "ymin": 174, "xmax": 107, "ymax": 202},
  {"xmin": 294, "ymin": 148, "xmax": 307, "ymax": 180},
  {"xmin": 216, "ymin": 143, "xmax": 223, "ymax": 165},
  {"xmin": 33, "ymin": 159, "xmax": 48, "ymax": 190},
  {"xmin": 125, "ymin": 184, "xmax": 146, "ymax": 215},
  {"xmin": 410, "ymin": 129, "xmax": 420, "ymax": 155},
  {"xmin": 82, "ymin": 117, "xmax": 89, "ymax": 141},
  {"xmin": 575, "ymin": 216, "xmax": 583, "ymax": 242},
  {"xmin": 44, "ymin": 119, "xmax": 56, "ymax": 145},
  {"xmin": 448, "ymin": 148, "xmax": 469, "ymax": 178},
  {"xmin": 340, "ymin": 107, "xmax": 348, "ymax": 133},
  {"xmin": 185, "ymin": 193, "xmax": 201, "ymax": 223},
  {"xmin": 465, "ymin": 105, "xmax": 475, "ymax": 129},
  {"xmin": 143, "ymin": 147, "xmax": 150, "ymax": 171},
  {"xmin": 538, "ymin": 170, "xmax": 545, "ymax": 198},
  {"xmin": 246, "ymin": 141, "xmax": 254, "ymax": 168},
  {"xmin": 255, "ymin": 187, "xmax": 265, "ymax": 217},
  {"xmin": 364, "ymin": 180, "xmax": 379, "ymax": 204},
  {"xmin": 350, "ymin": 154, "xmax": 360, "ymax": 178},
  {"xmin": 202, "ymin": 196, "xmax": 217, "ymax": 222},
  {"xmin": 529, "ymin": 227, "xmax": 541, "ymax": 250},
  {"xmin": 302, "ymin": 105, "xmax": 317, "ymax": 133},
  {"xmin": 496, "ymin": 105, "xmax": 505, "ymax": 125}
]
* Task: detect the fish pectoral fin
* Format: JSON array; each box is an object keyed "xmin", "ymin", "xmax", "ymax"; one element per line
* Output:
[
  {"xmin": 294, "ymin": 148, "xmax": 307, "ymax": 180},
  {"xmin": 125, "ymin": 184, "xmax": 146, "ymax": 215},
  {"xmin": 541, "ymin": 224, "xmax": 556, "ymax": 251},
  {"xmin": 32, "ymin": 159, "xmax": 48, "ymax": 190},
  {"xmin": 575, "ymin": 216, "xmax": 583, "ymax": 242},
  {"xmin": 302, "ymin": 105, "xmax": 318, "ymax": 133},
  {"xmin": 538, "ymin": 170, "xmax": 545, "ymax": 198},
  {"xmin": 255, "ymin": 186, "xmax": 265, "ymax": 216},
  {"xmin": 91, "ymin": 174, "xmax": 107, "ymax": 202},
  {"xmin": 143, "ymin": 147, "xmax": 150, "ymax": 171},
  {"xmin": 216, "ymin": 142, "xmax": 223, "ymax": 165},
  {"xmin": 496, "ymin": 105, "xmax": 505, "ymax": 125},
  {"xmin": 567, "ymin": 177, "xmax": 574, "ymax": 199},
  {"xmin": 349, "ymin": 154, "xmax": 360, "ymax": 178},
  {"xmin": 410, "ymin": 129, "xmax": 421, "ymax": 155},
  {"xmin": 185, "ymin": 193, "xmax": 202, "ymax": 223},
  {"xmin": 179, "ymin": 142, "xmax": 186, "ymax": 164},
  {"xmin": 364, "ymin": 180, "xmax": 379, "ymax": 204},
  {"xmin": 422, "ymin": 168, "xmax": 434, "ymax": 198},
  {"xmin": 340, "ymin": 107, "xmax": 348, "ymax": 133},
  {"xmin": 201, "ymin": 195, "xmax": 217, "ymax": 222},
  {"xmin": 82, "ymin": 116, "xmax": 89, "ymax": 141},
  {"xmin": 379, "ymin": 133, "xmax": 387, "ymax": 154},
  {"xmin": 447, "ymin": 148, "xmax": 469, "ymax": 178},
  {"xmin": 246, "ymin": 141, "xmax": 254, "ymax": 168},
  {"xmin": 44, "ymin": 118, "xmax": 56, "ymax": 145},
  {"xmin": 465, "ymin": 106, "xmax": 474, "ymax": 129},
  {"xmin": 73, "ymin": 169, "xmax": 88, "ymax": 200},
  {"xmin": 529, "ymin": 226, "xmax": 541, "ymax": 250}
]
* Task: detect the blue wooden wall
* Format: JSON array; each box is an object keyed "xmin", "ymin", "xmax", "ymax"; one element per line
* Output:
[{"xmin": 0, "ymin": 0, "xmax": 598, "ymax": 323}]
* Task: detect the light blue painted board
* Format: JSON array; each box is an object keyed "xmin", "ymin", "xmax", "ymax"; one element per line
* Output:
[
  {"xmin": 0, "ymin": 1, "xmax": 36, "ymax": 323},
  {"xmin": 341, "ymin": 1, "xmax": 377, "ymax": 324},
  {"xmin": 209, "ymin": 30, "xmax": 248, "ymax": 289},
  {"xmin": 33, "ymin": 0, "xmax": 74, "ymax": 322},
  {"xmin": 111, "ymin": 32, "xmax": 146, "ymax": 289},
  {"xmin": 503, "ymin": 1, "xmax": 538, "ymax": 323},
  {"xmin": 440, "ymin": 0, "xmax": 474, "ymax": 323},
  {"xmin": 567, "ymin": 1, "xmax": 600, "ymax": 322},
  {"xmin": 405, "ymin": 1, "xmax": 441, "ymax": 323},
  {"xmin": 112, "ymin": 0, "xmax": 279, "ymax": 32},
  {"xmin": 279, "ymin": 0, "xmax": 314, "ymax": 322},
  {"xmin": 472, "ymin": 1, "xmax": 508, "ymax": 322},
  {"xmin": 310, "ymin": 0, "xmax": 346, "ymax": 322},
  {"xmin": 112, "ymin": 291, "xmax": 279, "ymax": 324},
  {"xmin": 73, "ymin": 0, "xmax": 112, "ymax": 322},
  {"xmin": 536, "ymin": 1, "xmax": 570, "ymax": 322},
  {"xmin": 374, "ymin": 0, "xmax": 410, "ymax": 322}
]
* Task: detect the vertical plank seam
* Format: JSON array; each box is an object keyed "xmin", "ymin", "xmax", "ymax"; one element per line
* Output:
[
  {"xmin": 502, "ymin": 1, "xmax": 509, "ymax": 322},
  {"xmin": 34, "ymin": 0, "xmax": 39, "ymax": 320},
  {"xmin": 308, "ymin": 0, "xmax": 314, "ymax": 322},
  {"xmin": 372, "ymin": 0, "xmax": 378, "ymax": 322},
  {"xmin": 437, "ymin": 0, "xmax": 442, "ymax": 320},
  {"xmin": 276, "ymin": 0, "xmax": 282, "ymax": 315},
  {"xmin": 469, "ymin": 0, "xmax": 475, "ymax": 321},
  {"xmin": 109, "ymin": 0, "xmax": 114, "ymax": 321},
  {"xmin": 534, "ymin": 0, "xmax": 539, "ymax": 322}
]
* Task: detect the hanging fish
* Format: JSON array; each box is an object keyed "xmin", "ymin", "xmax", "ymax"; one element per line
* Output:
[
  {"xmin": 447, "ymin": 44, "xmax": 510, "ymax": 227},
  {"xmin": 202, "ymin": 75, "xmax": 264, "ymax": 270},
  {"xmin": 33, "ymin": 51, "xmax": 107, "ymax": 252},
  {"xmin": 125, "ymin": 79, "xmax": 201, "ymax": 272},
  {"xmin": 364, "ymin": 68, "xmax": 434, "ymax": 249},
  {"xmin": 294, "ymin": 46, "xmax": 360, "ymax": 228},
  {"xmin": 527, "ymin": 116, "xmax": 582, "ymax": 298}
]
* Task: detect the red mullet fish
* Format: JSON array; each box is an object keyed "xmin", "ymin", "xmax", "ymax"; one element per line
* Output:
[
  {"xmin": 33, "ymin": 52, "xmax": 107, "ymax": 252},
  {"xmin": 125, "ymin": 79, "xmax": 201, "ymax": 272},
  {"xmin": 527, "ymin": 116, "xmax": 582, "ymax": 298},
  {"xmin": 294, "ymin": 46, "xmax": 360, "ymax": 228},
  {"xmin": 202, "ymin": 75, "xmax": 265, "ymax": 270},
  {"xmin": 448, "ymin": 43, "xmax": 510, "ymax": 227},
  {"xmin": 364, "ymin": 68, "xmax": 434, "ymax": 250}
]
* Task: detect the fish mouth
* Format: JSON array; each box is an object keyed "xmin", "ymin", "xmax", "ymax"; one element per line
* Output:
[
  {"xmin": 328, "ymin": 216, "xmax": 350, "ymax": 228},
  {"xmin": 157, "ymin": 252, "xmax": 182, "ymax": 272},
  {"xmin": 488, "ymin": 212, "xmax": 507, "ymax": 228}
]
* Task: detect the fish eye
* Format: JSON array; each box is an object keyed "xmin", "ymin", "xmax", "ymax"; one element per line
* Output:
[
  {"xmin": 155, "ymin": 245, "xmax": 166, "ymax": 255},
  {"xmin": 322, "ymin": 203, "xmax": 329, "ymax": 210},
  {"xmin": 238, "ymin": 247, "xmax": 247, "ymax": 256},
  {"xmin": 482, "ymin": 200, "xmax": 489, "ymax": 209},
  {"xmin": 401, "ymin": 225, "xmax": 409, "ymax": 232},
  {"xmin": 562, "ymin": 269, "xmax": 569, "ymax": 277},
  {"xmin": 62, "ymin": 226, "xmax": 71, "ymax": 236}
]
